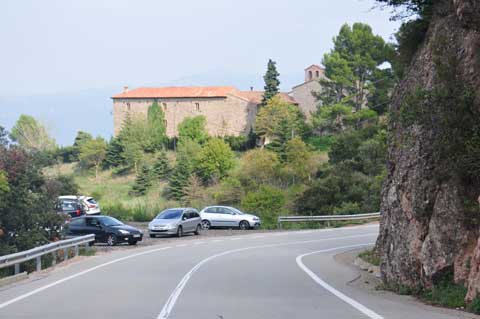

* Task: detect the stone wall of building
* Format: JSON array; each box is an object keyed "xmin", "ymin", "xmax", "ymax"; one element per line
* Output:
[
  {"xmin": 113, "ymin": 95, "xmax": 255, "ymax": 137},
  {"xmin": 291, "ymin": 80, "xmax": 322, "ymax": 119}
]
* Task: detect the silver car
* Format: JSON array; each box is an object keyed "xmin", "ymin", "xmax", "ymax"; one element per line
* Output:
[
  {"xmin": 199, "ymin": 206, "xmax": 261, "ymax": 230},
  {"xmin": 148, "ymin": 208, "xmax": 202, "ymax": 238}
]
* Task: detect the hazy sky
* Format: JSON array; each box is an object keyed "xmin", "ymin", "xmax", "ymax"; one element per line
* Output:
[{"xmin": 1, "ymin": 0, "xmax": 400, "ymax": 96}]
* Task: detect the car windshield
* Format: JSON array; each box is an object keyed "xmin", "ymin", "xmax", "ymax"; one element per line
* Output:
[
  {"xmin": 98, "ymin": 216, "xmax": 123, "ymax": 226},
  {"xmin": 156, "ymin": 209, "xmax": 183, "ymax": 220}
]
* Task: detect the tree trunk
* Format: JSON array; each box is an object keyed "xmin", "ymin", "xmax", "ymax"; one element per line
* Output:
[{"xmin": 375, "ymin": 0, "xmax": 480, "ymax": 301}]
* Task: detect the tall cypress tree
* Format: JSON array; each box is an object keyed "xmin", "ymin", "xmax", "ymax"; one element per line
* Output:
[
  {"xmin": 146, "ymin": 101, "xmax": 167, "ymax": 151},
  {"xmin": 260, "ymin": 59, "xmax": 280, "ymax": 107}
]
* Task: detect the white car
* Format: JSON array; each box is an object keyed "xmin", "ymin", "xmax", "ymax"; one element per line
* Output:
[
  {"xmin": 58, "ymin": 195, "xmax": 101, "ymax": 215},
  {"xmin": 80, "ymin": 196, "xmax": 101, "ymax": 215},
  {"xmin": 199, "ymin": 206, "xmax": 261, "ymax": 230}
]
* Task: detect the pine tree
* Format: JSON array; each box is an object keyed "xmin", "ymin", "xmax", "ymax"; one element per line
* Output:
[
  {"xmin": 152, "ymin": 151, "xmax": 171, "ymax": 180},
  {"xmin": 260, "ymin": 59, "xmax": 280, "ymax": 107},
  {"xmin": 168, "ymin": 160, "xmax": 192, "ymax": 200},
  {"xmin": 131, "ymin": 165, "xmax": 152, "ymax": 196},
  {"xmin": 103, "ymin": 137, "xmax": 125, "ymax": 168}
]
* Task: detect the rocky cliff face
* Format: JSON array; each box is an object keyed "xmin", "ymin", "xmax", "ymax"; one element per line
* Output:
[{"xmin": 376, "ymin": 0, "xmax": 480, "ymax": 301}]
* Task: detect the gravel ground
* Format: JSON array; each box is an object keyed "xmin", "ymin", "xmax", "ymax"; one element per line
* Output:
[{"xmin": 93, "ymin": 222, "xmax": 281, "ymax": 254}]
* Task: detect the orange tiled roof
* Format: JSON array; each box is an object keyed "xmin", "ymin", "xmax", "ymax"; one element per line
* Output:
[
  {"xmin": 112, "ymin": 86, "xmax": 238, "ymax": 99},
  {"xmin": 236, "ymin": 91, "xmax": 297, "ymax": 105},
  {"xmin": 112, "ymin": 86, "xmax": 297, "ymax": 105}
]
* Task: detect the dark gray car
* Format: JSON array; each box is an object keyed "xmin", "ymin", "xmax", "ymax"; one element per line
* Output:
[{"xmin": 148, "ymin": 208, "xmax": 202, "ymax": 238}]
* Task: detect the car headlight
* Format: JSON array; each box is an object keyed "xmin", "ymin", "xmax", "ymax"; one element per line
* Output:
[
  {"xmin": 252, "ymin": 217, "xmax": 260, "ymax": 221},
  {"xmin": 118, "ymin": 229, "xmax": 130, "ymax": 235}
]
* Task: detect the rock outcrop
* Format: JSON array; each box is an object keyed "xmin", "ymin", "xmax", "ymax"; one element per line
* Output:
[{"xmin": 375, "ymin": 0, "xmax": 480, "ymax": 301}]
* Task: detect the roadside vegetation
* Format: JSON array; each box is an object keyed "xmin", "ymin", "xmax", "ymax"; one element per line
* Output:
[{"xmin": 358, "ymin": 249, "xmax": 380, "ymax": 266}]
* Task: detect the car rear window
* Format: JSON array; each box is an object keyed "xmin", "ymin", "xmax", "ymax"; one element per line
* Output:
[
  {"xmin": 86, "ymin": 198, "xmax": 98, "ymax": 204},
  {"xmin": 61, "ymin": 200, "xmax": 79, "ymax": 211}
]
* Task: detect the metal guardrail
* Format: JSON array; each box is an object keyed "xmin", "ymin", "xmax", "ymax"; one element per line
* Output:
[
  {"xmin": 0, "ymin": 234, "xmax": 95, "ymax": 275},
  {"xmin": 277, "ymin": 212, "xmax": 380, "ymax": 229}
]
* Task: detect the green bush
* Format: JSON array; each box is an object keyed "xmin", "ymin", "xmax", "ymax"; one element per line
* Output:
[
  {"xmin": 467, "ymin": 296, "xmax": 480, "ymax": 314},
  {"xmin": 241, "ymin": 185, "xmax": 285, "ymax": 229},
  {"xmin": 305, "ymin": 135, "xmax": 336, "ymax": 152}
]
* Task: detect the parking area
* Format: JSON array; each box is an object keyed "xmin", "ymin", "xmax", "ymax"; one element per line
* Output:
[{"xmin": 93, "ymin": 222, "xmax": 280, "ymax": 253}]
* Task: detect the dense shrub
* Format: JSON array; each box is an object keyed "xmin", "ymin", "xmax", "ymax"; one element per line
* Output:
[{"xmin": 241, "ymin": 185, "xmax": 285, "ymax": 228}]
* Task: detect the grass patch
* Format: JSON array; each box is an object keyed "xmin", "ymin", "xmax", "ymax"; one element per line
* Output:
[
  {"xmin": 422, "ymin": 272, "xmax": 467, "ymax": 309},
  {"xmin": 79, "ymin": 246, "xmax": 96, "ymax": 256},
  {"xmin": 358, "ymin": 249, "xmax": 380, "ymax": 266}
]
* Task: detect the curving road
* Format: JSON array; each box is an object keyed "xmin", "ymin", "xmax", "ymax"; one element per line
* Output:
[{"xmin": 0, "ymin": 225, "xmax": 474, "ymax": 319}]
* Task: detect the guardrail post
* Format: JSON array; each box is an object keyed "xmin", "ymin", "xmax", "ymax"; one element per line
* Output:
[
  {"xmin": 14, "ymin": 263, "xmax": 20, "ymax": 275},
  {"xmin": 51, "ymin": 252, "xmax": 56, "ymax": 266},
  {"xmin": 277, "ymin": 219, "xmax": 282, "ymax": 230},
  {"xmin": 64, "ymin": 248, "xmax": 68, "ymax": 261},
  {"xmin": 74, "ymin": 245, "xmax": 79, "ymax": 257},
  {"xmin": 36, "ymin": 256, "xmax": 41, "ymax": 272},
  {"xmin": 84, "ymin": 242, "xmax": 89, "ymax": 253}
]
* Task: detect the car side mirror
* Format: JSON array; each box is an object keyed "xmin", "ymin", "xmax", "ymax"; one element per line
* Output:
[{"xmin": 182, "ymin": 216, "xmax": 187, "ymax": 221}]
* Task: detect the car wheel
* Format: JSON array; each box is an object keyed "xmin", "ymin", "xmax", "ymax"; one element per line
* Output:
[
  {"xmin": 177, "ymin": 226, "xmax": 183, "ymax": 237},
  {"xmin": 128, "ymin": 240, "xmax": 138, "ymax": 245},
  {"xmin": 149, "ymin": 234, "xmax": 156, "ymax": 238},
  {"xmin": 106, "ymin": 234, "xmax": 117, "ymax": 246},
  {"xmin": 202, "ymin": 220, "xmax": 211, "ymax": 230},
  {"xmin": 239, "ymin": 220, "xmax": 250, "ymax": 230},
  {"xmin": 194, "ymin": 224, "xmax": 201, "ymax": 235}
]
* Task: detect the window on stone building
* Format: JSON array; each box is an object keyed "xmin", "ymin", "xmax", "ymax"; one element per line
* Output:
[
  {"xmin": 162, "ymin": 102, "xmax": 167, "ymax": 110},
  {"xmin": 316, "ymin": 70, "xmax": 319, "ymax": 78},
  {"xmin": 309, "ymin": 70, "xmax": 313, "ymax": 80},
  {"xmin": 164, "ymin": 119, "xmax": 167, "ymax": 127},
  {"xmin": 195, "ymin": 103, "xmax": 200, "ymax": 111},
  {"xmin": 126, "ymin": 102, "xmax": 131, "ymax": 111}
]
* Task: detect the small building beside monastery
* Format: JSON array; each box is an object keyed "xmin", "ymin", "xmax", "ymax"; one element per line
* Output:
[
  {"xmin": 290, "ymin": 64, "xmax": 326, "ymax": 119},
  {"xmin": 111, "ymin": 64, "xmax": 325, "ymax": 137}
]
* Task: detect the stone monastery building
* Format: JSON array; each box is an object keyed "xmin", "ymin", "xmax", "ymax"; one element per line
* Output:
[{"xmin": 112, "ymin": 65, "xmax": 325, "ymax": 137}]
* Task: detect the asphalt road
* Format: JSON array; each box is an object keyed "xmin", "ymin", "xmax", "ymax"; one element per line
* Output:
[{"xmin": 0, "ymin": 225, "xmax": 476, "ymax": 319}]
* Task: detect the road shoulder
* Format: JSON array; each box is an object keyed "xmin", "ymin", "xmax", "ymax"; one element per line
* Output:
[{"xmin": 335, "ymin": 248, "xmax": 480, "ymax": 319}]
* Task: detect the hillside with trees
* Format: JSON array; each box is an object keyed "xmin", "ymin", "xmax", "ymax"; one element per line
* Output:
[{"xmin": 1, "ymin": 22, "xmax": 396, "ymax": 257}]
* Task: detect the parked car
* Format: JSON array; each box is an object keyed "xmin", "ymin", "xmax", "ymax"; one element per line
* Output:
[
  {"xmin": 199, "ymin": 206, "xmax": 261, "ymax": 230},
  {"xmin": 148, "ymin": 208, "xmax": 202, "ymax": 238},
  {"xmin": 66, "ymin": 215, "xmax": 143, "ymax": 246},
  {"xmin": 79, "ymin": 196, "xmax": 101, "ymax": 215},
  {"xmin": 55, "ymin": 196, "xmax": 86, "ymax": 218}
]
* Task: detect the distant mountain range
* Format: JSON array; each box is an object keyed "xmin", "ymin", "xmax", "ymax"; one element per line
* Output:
[{"xmin": 0, "ymin": 70, "xmax": 304, "ymax": 146}]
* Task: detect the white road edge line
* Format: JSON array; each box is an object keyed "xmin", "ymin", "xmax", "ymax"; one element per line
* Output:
[
  {"xmin": 296, "ymin": 244, "xmax": 384, "ymax": 319},
  {"xmin": 0, "ymin": 246, "xmax": 172, "ymax": 310},
  {"xmin": 157, "ymin": 233, "xmax": 377, "ymax": 319}
]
